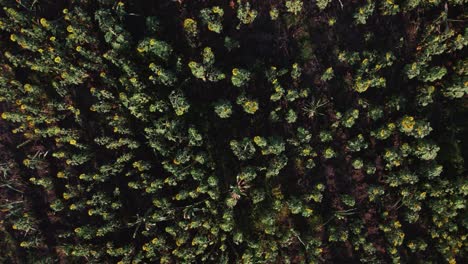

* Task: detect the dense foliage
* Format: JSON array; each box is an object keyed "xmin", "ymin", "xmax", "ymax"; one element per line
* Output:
[{"xmin": 0, "ymin": 0, "xmax": 467, "ymax": 263}]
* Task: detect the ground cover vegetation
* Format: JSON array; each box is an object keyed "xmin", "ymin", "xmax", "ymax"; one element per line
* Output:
[{"xmin": 0, "ymin": 0, "xmax": 467, "ymax": 263}]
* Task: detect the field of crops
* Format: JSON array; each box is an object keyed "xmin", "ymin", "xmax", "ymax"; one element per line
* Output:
[{"xmin": 0, "ymin": 0, "xmax": 467, "ymax": 263}]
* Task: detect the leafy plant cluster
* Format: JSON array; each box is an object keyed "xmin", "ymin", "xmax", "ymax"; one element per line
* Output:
[{"xmin": 0, "ymin": 0, "xmax": 467, "ymax": 263}]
